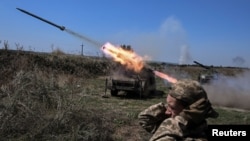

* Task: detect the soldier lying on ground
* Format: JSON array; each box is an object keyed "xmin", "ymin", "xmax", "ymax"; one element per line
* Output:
[{"xmin": 138, "ymin": 79, "xmax": 219, "ymax": 141}]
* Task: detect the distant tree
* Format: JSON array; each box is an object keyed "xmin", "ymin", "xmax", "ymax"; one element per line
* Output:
[{"xmin": 3, "ymin": 40, "xmax": 9, "ymax": 50}]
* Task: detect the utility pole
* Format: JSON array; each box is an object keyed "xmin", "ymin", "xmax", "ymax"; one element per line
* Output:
[{"xmin": 80, "ymin": 43, "xmax": 84, "ymax": 56}]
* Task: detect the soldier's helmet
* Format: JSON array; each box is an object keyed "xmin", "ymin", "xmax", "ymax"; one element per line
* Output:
[
  {"xmin": 169, "ymin": 79, "xmax": 218, "ymax": 119},
  {"xmin": 169, "ymin": 79, "xmax": 207, "ymax": 105}
]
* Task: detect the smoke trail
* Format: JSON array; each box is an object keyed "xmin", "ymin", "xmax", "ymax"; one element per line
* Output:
[
  {"xmin": 203, "ymin": 70, "xmax": 250, "ymax": 110},
  {"xmin": 64, "ymin": 28, "xmax": 102, "ymax": 47},
  {"xmin": 179, "ymin": 44, "xmax": 192, "ymax": 65}
]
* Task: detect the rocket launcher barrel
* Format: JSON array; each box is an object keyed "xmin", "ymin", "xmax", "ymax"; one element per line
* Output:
[
  {"xmin": 16, "ymin": 8, "xmax": 65, "ymax": 31},
  {"xmin": 193, "ymin": 61, "xmax": 210, "ymax": 70}
]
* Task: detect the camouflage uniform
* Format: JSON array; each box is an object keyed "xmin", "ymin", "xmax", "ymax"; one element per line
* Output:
[{"xmin": 138, "ymin": 79, "xmax": 218, "ymax": 141}]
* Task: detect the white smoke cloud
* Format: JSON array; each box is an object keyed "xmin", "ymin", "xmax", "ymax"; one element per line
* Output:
[
  {"xmin": 204, "ymin": 70, "xmax": 250, "ymax": 110},
  {"xmin": 110, "ymin": 16, "xmax": 192, "ymax": 64},
  {"xmin": 159, "ymin": 16, "xmax": 186, "ymax": 36},
  {"xmin": 179, "ymin": 44, "xmax": 192, "ymax": 65}
]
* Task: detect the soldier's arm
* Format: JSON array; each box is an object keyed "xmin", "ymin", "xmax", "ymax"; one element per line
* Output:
[
  {"xmin": 149, "ymin": 115, "xmax": 208, "ymax": 141},
  {"xmin": 149, "ymin": 116, "xmax": 187, "ymax": 141},
  {"xmin": 138, "ymin": 102, "xmax": 168, "ymax": 133}
]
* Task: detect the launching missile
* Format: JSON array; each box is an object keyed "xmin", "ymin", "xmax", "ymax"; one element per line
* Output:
[{"xmin": 16, "ymin": 8, "xmax": 65, "ymax": 31}]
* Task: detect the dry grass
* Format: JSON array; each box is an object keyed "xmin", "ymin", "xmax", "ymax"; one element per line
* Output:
[{"xmin": 0, "ymin": 69, "xmax": 116, "ymax": 140}]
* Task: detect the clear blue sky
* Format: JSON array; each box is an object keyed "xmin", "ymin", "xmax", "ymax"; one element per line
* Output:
[{"xmin": 1, "ymin": 0, "xmax": 250, "ymax": 67}]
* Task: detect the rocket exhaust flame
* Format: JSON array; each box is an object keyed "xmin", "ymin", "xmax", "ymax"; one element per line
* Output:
[
  {"xmin": 102, "ymin": 42, "xmax": 144, "ymax": 72},
  {"xmin": 101, "ymin": 42, "xmax": 177, "ymax": 83},
  {"xmin": 153, "ymin": 70, "xmax": 177, "ymax": 83}
]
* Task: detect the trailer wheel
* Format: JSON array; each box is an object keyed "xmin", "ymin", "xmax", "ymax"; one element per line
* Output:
[
  {"xmin": 141, "ymin": 81, "xmax": 150, "ymax": 98},
  {"xmin": 111, "ymin": 90, "xmax": 118, "ymax": 96},
  {"xmin": 142, "ymin": 81, "xmax": 156, "ymax": 98}
]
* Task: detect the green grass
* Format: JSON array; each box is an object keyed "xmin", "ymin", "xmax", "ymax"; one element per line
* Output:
[{"xmin": 207, "ymin": 108, "xmax": 250, "ymax": 124}]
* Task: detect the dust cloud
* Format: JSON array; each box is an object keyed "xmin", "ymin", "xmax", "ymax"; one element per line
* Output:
[{"xmin": 203, "ymin": 70, "xmax": 250, "ymax": 110}]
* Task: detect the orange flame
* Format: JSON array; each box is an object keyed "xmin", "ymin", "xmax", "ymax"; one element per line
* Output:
[
  {"xmin": 154, "ymin": 70, "xmax": 177, "ymax": 83},
  {"xmin": 101, "ymin": 42, "xmax": 177, "ymax": 83},
  {"xmin": 101, "ymin": 42, "xmax": 144, "ymax": 72}
]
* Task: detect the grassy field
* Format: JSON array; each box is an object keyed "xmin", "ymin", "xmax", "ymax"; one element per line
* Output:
[{"xmin": 0, "ymin": 49, "xmax": 250, "ymax": 141}]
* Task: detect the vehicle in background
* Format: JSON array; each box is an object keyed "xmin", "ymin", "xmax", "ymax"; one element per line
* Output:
[
  {"xmin": 193, "ymin": 61, "xmax": 219, "ymax": 84},
  {"xmin": 105, "ymin": 64, "xmax": 156, "ymax": 98}
]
